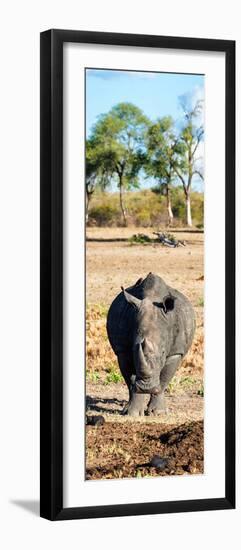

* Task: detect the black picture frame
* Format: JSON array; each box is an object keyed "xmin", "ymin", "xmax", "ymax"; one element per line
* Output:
[{"xmin": 40, "ymin": 29, "xmax": 235, "ymax": 521}]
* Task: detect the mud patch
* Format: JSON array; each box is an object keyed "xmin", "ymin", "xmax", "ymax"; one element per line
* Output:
[{"xmin": 86, "ymin": 420, "xmax": 204, "ymax": 480}]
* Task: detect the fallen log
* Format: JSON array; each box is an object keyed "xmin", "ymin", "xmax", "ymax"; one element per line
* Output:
[{"xmin": 153, "ymin": 232, "xmax": 186, "ymax": 248}]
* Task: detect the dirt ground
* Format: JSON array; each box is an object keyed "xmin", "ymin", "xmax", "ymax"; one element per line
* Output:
[
  {"xmin": 86, "ymin": 227, "xmax": 204, "ymax": 479},
  {"xmin": 86, "ymin": 227, "xmax": 204, "ymax": 307},
  {"xmin": 86, "ymin": 420, "xmax": 204, "ymax": 480}
]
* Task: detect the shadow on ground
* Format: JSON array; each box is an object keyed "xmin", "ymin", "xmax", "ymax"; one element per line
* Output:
[{"xmin": 86, "ymin": 394, "xmax": 125, "ymax": 415}]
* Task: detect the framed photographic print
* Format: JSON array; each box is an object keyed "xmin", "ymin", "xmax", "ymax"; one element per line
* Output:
[{"xmin": 40, "ymin": 29, "xmax": 235, "ymax": 521}]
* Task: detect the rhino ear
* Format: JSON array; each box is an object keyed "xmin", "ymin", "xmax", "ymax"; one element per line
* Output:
[
  {"xmin": 153, "ymin": 293, "xmax": 176, "ymax": 313},
  {"xmin": 121, "ymin": 287, "xmax": 141, "ymax": 310},
  {"xmin": 162, "ymin": 294, "xmax": 176, "ymax": 313},
  {"xmin": 134, "ymin": 277, "xmax": 143, "ymax": 287}
]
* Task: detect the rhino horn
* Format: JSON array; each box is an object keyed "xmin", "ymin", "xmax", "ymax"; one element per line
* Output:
[
  {"xmin": 121, "ymin": 287, "xmax": 141, "ymax": 310},
  {"xmin": 137, "ymin": 339, "xmax": 151, "ymax": 376}
]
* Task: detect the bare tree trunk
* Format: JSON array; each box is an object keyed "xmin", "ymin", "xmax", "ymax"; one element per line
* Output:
[
  {"xmin": 86, "ymin": 189, "xmax": 94, "ymax": 223},
  {"xmin": 166, "ymin": 185, "xmax": 174, "ymax": 226},
  {"xmin": 119, "ymin": 176, "xmax": 127, "ymax": 226},
  {"xmin": 185, "ymin": 192, "xmax": 192, "ymax": 226},
  {"xmin": 86, "ymin": 191, "xmax": 90, "ymax": 223}
]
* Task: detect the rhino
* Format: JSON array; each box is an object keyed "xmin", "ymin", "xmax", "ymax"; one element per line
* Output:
[{"xmin": 106, "ymin": 272, "xmax": 195, "ymax": 416}]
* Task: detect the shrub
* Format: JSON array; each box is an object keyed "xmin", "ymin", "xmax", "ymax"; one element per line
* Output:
[
  {"xmin": 87, "ymin": 188, "xmax": 204, "ymax": 228},
  {"xmin": 88, "ymin": 204, "xmax": 120, "ymax": 226},
  {"xmin": 128, "ymin": 233, "xmax": 152, "ymax": 244}
]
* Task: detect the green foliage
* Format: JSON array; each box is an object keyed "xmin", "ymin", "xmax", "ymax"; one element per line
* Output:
[
  {"xmin": 145, "ymin": 116, "xmax": 186, "ymax": 189},
  {"xmin": 88, "ymin": 203, "xmax": 120, "ymax": 226},
  {"xmin": 88, "ymin": 103, "xmax": 151, "ymax": 225},
  {"xmin": 167, "ymin": 375, "xmax": 196, "ymax": 394},
  {"xmin": 86, "ymin": 99, "xmax": 204, "ymax": 226},
  {"xmin": 86, "ymin": 138, "xmax": 113, "ymax": 195},
  {"xmin": 88, "ymin": 188, "xmax": 204, "ymax": 227},
  {"xmin": 180, "ymin": 376, "xmax": 196, "ymax": 388},
  {"xmin": 167, "ymin": 376, "xmax": 179, "ymax": 394},
  {"xmin": 190, "ymin": 192, "xmax": 204, "ymax": 226},
  {"xmin": 105, "ymin": 372, "xmax": 123, "ymax": 384},
  {"xmin": 89, "ymin": 103, "xmax": 149, "ymax": 190},
  {"xmin": 171, "ymin": 187, "xmax": 186, "ymax": 219},
  {"xmin": 134, "ymin": 210, "xmax": 151, "ymax": 227},
  {"xmin": 128, "ymin": 233, "xmax": 152, "ymax": 244},
  {"xmin": 167, "ymin": 375, "xmax": 201, "ymax": 395},
  {"xmin": 86, "ymin": 371, "xmax": 100, "ymax": 383},
  {"xmin": 104, "ymin": 363, "xmax": 123, "ymax": 384}
]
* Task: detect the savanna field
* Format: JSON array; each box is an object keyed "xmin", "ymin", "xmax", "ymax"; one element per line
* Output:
[{"xmin": 86, "ymin": 224, "xmax": 204, "ymax": 480}]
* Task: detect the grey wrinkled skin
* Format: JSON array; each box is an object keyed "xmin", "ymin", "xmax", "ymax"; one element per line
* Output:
[{"xmin": 106, "ymin": 272, "xmax": 196, "ymax": 416}]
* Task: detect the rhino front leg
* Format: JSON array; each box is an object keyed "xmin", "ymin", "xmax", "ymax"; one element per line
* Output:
[
  {"xmin": 117, "ymin": 352, "xmax": 135, "ymax": 393},
  {"xmin": 125, "ymin": 392, "xmax": 148, "ymax": 417},
  {"xmin": 147, "ymin": 393, "xmax": 167, "ymax": 415},
  {"xmin": 117, "ymin": 353, "xmax": 137, "ymax": 414},
  {"xmin": 117, "ymin": 353, "xmax": 148, "ymax": 416},
  {"xmin": 147, "ymin": 354, "xmax": 182, "ymax": 415}
]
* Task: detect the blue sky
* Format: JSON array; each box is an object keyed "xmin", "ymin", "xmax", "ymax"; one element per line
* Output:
[{"xmin": 86, "ymin": 69, "xmax": 204, "ymax": 191}]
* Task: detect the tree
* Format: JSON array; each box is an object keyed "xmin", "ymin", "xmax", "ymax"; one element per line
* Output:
[
  {"xmin": 145, "ymin": 116, "xmax": 186, "ymax": 225},
  {"xmin": 173, "ymin": 97, "xmax": 204, "ymax": 226},
  {"xmin": 89, "ymin": 103, "xmax": 149, "ymax": 225},
  {"xmin": 86, "ymin": 139, "xmax": 98, "ymax": 221},
  {"xmin": 85, "ymin": 138, "xmax": 112, "ymax": 222}
]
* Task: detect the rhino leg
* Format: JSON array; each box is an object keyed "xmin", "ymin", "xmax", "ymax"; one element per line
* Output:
[
  {"xmin": 117, "ymin": 353, "xmax": 136, "ymax": 413},
  {"xmin": 147, "ymin": 354, "xmax": 182, "ymax": 415},
  {"xmin": 159, "ymin": 354, "xmax": 182, "ymax": 390},
  {"xmin": 117, "ymin": 353, "xmax": 148, "ymax": 416},
  {"xmin": 117, "ymin": 352, "xmax": 135, "ymax": 390},
  {"xmin": 124, "ymin": 392, "xmax": 148, "ymax": 417}
]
